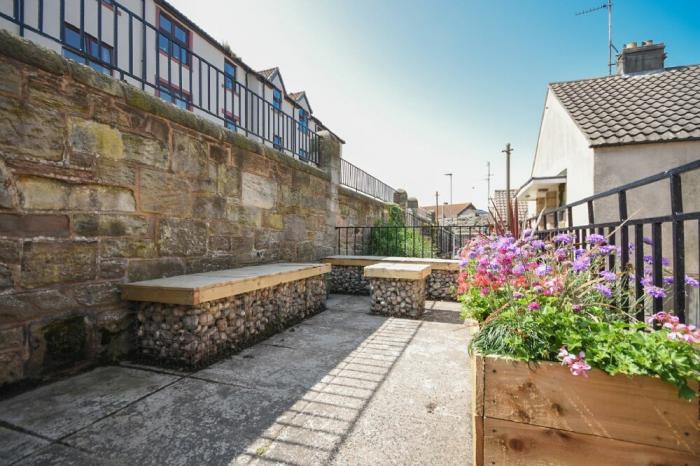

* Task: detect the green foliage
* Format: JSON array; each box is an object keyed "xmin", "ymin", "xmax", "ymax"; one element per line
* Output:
[
  {"xmin": 368, "ymin": 206, "xmax": 434, "ymax": 257},
  {"xmin": 469, "ymin": 303, "xmax": 700, "ymax": 399}
]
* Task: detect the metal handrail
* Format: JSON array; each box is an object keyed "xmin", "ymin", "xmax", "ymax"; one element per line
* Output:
[{"xmin": 340, "ymin": 159, "xmax": 396, "ymax": 203}]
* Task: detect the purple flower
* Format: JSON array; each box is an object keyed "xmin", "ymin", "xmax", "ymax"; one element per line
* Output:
[
  {"xmin": 528, "ymin": 301, "xmax": 540, "ymax": 310},
  {"xmin": 643, "ymin": 236, "xmax": 653, "ymax": 245},
  {"xmin": 644, "ymin": 286, "xmax": 667, "ymax": 299},
  {"xmin": 661, "ymin": 257, "xmax": 670, "ymax": 267},
  {"xmin": 643, "ymin": 255, "xmax": 653, "ymax": 265},
  {"xmin": 512, "ymin": 292, "xmax": 524, "ymax": 299},
  {"xmin": 553, "ymin": 233, "xmax": 573, "ymax": 245},
  {"xmin": 511, "ymin": 264, "xmax": 526, "ymax": 275},
  {"xmin": 662, "ymin": 276, "xmax": 674, "ymax": 286},
  {"xmin": 572, "ymin": 257, "xmax": 590, "ymax": 272},
  {"xmin": 586, "ymin": 234, "xmax": 606, "ymax": 245},
  {"xmin": 599, "ymin": 245, "xmax": 617, "ymax": 255},
  {"xmin": 459, "ymin": 259, "xmax": 468, "ymax": 268},
  {"xmin": 599, "ymin": 271, "xmax": 616, "ymax": 282},
  {"xmin": 522, "ymin": 228, "xmax": 533, "ymax": 238},
  {"xmin": 572, "ymin": 304, "xmax": 583, "ymax": 312},
  {"xmin": 685, "ymin": 276, "xmax": 699, "ymax": 288},
  {"xmin": 593, "ymin": 284, "xmax": 612, "ymax": 299},
  {"xmin": 531, "ymin": 239, "xmax": 545, "ymax": 250},
  {"xmin": 574, "ymin": 248, "xmax": 586, "ymax": 259},
  {"xmin": 535, "ymin": 264, "xmax": 552, "ymax": 277},
  {"xmin": 640, "ymin": 276, "xmax": 653, "ymax": 287}
]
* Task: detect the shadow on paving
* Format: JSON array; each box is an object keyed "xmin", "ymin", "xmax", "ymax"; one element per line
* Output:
[{"xmin": 0, "ymin": 295, "xmax": 470, "ymax": 466}]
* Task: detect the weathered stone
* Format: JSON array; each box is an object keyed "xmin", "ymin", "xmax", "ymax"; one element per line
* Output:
[
  {"xmin": 127, "ymin": 258, "xmax": 185, "ymax": 282},
  {"xmin": 20, "ymin": 241, "xmax": 97, "ymax": 288},
  {"xmin": 99, "ymin": 259, "xmax": 127, "ymax": 279},
  {"xmin": 262, "ymin": 212, "xmax": 284, "ymax": 230},
  {"xmin": 139, "ymin": 168, "xmax": 191, "ymax": 216},
  {"xmin": 122, "ymin": 133, "xmax": 168, "ymax": 168},
  {"xmin": 0, "ymin": 351, "xmax": 24, "ymax": 385},
  {"xmin": 69, "ymin": 118, "xmax": 124, "ymax": 159},
  {"xmin": 101, "ymin": 238, "xmax": 158, "ymax": 259},
  {"xmin": 0, "ymin": 159, "xmax": 17, "ymax": 209},
  {"xmin": 17, "ymin": 177, "xmax": 135, "ymax": 212},
  {"xmin": 209, "ymin": 144, "xmax": 228, "ymax": 164},
  {"xmin": 158, "ymin": 218, "xmax": 207, "ymax": 257},
  {"xmin": 73, "ymin": 214, "xmax": 151, "ymax": 237},
  {"xmin": 0, "ymin": 62, "xmax": 22, "ymax": 96},
  {"xmin": 193, "ymin": 196, "xmax": 226, "ymax": 219},
  {"xmin": 41, "ymin": 316, "xmax": 87, "ymax": 370},
  {"xmin": 284, "ymin": 215, "xmax": 307, "ymax": 241},
  {"xmin": 0, "ymin": 263, "xmax": 13, "ymax": 289},
  {"xmin": 0, "ymin": 326, "xmax": 24, "ymax": 350},
  {"xmin": 208, "ymin": 236, "xmax": 230, "ymax": 252},
  {"xmin": 68, "ymin": 184, "xmax": 136, "ymax": 212},
  {"xmin": 19, "ymin": 288, "xmax": 79, "ymax": 314},
  {"xmin": 0, "ymin": 238, "xmax": 20, "ymax": 264},
  {"xmin": 0, "ymin": 95, "xmax": 65, "ymax": 161},
  {"xmin": 241, "ymin": 172, "xmax": 276, "ymax": 209},
  {"xmin": 72, "ymin": 282, "xmax": 120, "ymax": 307},
  {"xmin": 172, "ymin": 133, "xmax": 208, "ymax": 178},
  {"xmin": 95, "ymin": 158, "xmax": 136, "ymax": 187},
  {"xmin": 0, "ymin": 213, "xmax": 70, "ymax": 237}
]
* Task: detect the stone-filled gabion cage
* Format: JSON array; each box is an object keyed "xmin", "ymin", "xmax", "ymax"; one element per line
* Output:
[
  {"xmin": 368, "ymin": 277, "xmax": 427, "ymax": 319},
  {"xmin": 426, "ymin": 270, "xmax": 459, "ymax": 301},
  {"xmin": 137, "ymin": 276, "xmax": 327, "ymax": 367},
  {"xmin": 329, "ymin": 265, "xmax": 370, "ymax": 295}
]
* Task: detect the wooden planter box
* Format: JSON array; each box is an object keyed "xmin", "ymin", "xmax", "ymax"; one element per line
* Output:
[{"xmin": 472, "ymin": 355, "xmax": 700, "ymax": 466}]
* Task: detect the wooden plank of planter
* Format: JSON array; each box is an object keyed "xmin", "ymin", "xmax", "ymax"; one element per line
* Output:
[
  {"xmin": 483, "ymin": 417, "xmax": 699, "ymax": 466},
  {"xmin": 472, "ymin": 355, "xmax": 485, "ymax": 466},
  {"xmin": 482, "ymin": 356, "xmax": 699, "ymax": 455}
]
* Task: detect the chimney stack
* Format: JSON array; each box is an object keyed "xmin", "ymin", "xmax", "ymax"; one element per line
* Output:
[{"xmin": 616, "ymin": 40, "xmax": 666, "ymax": 75}]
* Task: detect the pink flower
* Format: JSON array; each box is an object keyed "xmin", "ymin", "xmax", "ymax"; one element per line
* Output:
[
  {"xmin": 528, "ymin": 301, "xmax": 541, "ymax": 311},
  {"xmin": 557, "ymin": 347, "xmax": 592, "ymax": 377}
]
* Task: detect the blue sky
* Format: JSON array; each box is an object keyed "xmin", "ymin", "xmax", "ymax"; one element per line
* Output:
[{"xmin": 169, "ymin": 0, "xmax": 700, "ymax": 208}]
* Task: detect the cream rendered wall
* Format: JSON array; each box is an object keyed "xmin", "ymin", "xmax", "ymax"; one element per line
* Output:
[{"xmin": 531, "ymin": 89, "xmax": 595, "ymax": 225}]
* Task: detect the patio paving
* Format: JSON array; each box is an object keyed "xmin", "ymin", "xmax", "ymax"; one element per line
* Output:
[{"xmin": 0, "ymin": 295, "xmax": 473, "ymax": 466}]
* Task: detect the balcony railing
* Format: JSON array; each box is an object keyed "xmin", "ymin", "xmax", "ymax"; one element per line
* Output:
[
  {"xmin": 341, "ymin": 159, "xmax": 396, "ymax": 203},
  {"xmin": 1, "ymin": 0, "xmax": 319, "ymax": 165}
]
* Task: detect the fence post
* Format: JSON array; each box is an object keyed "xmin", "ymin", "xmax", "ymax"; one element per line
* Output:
[{"xmin": 318, "ymin": 130, "xmax": 343, "ymax": 258}]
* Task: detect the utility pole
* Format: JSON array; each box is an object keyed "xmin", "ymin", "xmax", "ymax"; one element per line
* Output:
[
  {"xmin": 444, "ymin": 173, "xmax": 453, "ymax": 205},
  {"xmin": 485, "ymin": 162, "xmax": 493, "ymax": 206},
  {"xmin": 435, "ymin": 191, "xmax": 439, "ymax": 226},
  {"xmin": 502, "ymin": 143, "xmax": 513, "ymax": 232}
]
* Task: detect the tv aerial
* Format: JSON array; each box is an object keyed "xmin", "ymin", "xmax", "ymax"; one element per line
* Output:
[{"xmin": 576, "ymin": 1, "xmax": 618, "ymax": 75}]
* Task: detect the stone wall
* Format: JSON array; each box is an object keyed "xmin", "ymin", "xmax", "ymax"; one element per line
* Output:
[{"xmin": 0, "ymin": 32, "xmax": 390, "ymax": 387}]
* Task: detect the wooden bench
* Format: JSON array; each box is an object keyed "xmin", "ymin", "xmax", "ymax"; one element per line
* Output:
[
  {"xmin": 364, "ymin": 263, "xmax": 431, "ymax": 318},
  {"xmin": 121, "ymin": 263, "xmax": 331, "ymax": 367},
  {"xmin": 321, "ymin": 255, "xmax": 460, "ymax": 301}
]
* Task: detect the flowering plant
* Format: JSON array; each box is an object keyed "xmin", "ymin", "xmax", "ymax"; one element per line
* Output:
[{"xmin": 459, "ymin": 231, "xmax": 700, "ymax": 399}]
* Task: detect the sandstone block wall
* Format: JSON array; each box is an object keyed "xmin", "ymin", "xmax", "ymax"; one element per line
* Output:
[{"xmin": 0, "ymin": 32, "xmax": 390, "ymax": 387}]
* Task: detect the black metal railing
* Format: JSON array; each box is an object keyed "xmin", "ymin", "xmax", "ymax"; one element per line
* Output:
[
  {"xmin": 527, "ymin": 160, "xmax": 700, "ymax": 324},
  {"xmin": 1, "ymin": 0, "xmax": 320, "ymax": 164},
  {"xmin": 341, "ymin": 159, "xmax": 396, "ymax": 202},
  {"xmin": 335, "ymin": 225, "xmax": 489, "ymax": 259}
]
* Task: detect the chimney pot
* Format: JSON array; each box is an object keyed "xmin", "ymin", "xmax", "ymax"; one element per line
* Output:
[
  {"xmin": 643, "ymin": 39, "xmax": 654, "ymax": 46},
  {"xmin": 625, "ymin": 41, "xmax": 638, "ymax": 49}
]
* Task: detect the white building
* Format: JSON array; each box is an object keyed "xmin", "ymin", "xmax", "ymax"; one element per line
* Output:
[
  {"xmin": 0, "ymin": 0, "xmax": 340, "ymax": 163},
  {"xmin": 516, "ymin": 41, "xmax": 700, "ymax": 226}
]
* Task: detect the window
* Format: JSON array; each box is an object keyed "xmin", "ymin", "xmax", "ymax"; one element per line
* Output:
[
  {"xmin": 298, "ymin": 108, "xmax": 308, "ymax": 134},
  {"xmin": 158, "ymin": 81, "xmax": 190, "ymax": 110},
  {"xmin": 224, "ymin": 111, "xmax": 238, "ymax": 131},
  {"xmin": 273, "ymin": 135, "xmax": 282, "ymax": 150},
  {"xmin": 272, "ymin": 88, "xmax": 282, "ymax": 110},
  {"xmin": 62, "ymin": 24, "xmax": 112, "ymax": 76},
  {"xmin": 158, "ymin": 12, "xmax": 189, "ymax": 65},
  {"xmin": 224, "ymin": 62, "xmax": 236, "ymax": 91},
  {"xmin": 299, "ymin": 148, "xmax": 307, "ymax": 159}
]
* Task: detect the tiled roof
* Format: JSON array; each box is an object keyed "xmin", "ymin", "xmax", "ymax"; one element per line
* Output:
[
  {"xmin": 421, "ymin": 202, "xmax": 475, "ymax": 219},
  {"xmin": 490, "ymin": 190, "xmax": 527, "ymax": 224},
  {"xmin": 550, "ymin": 64, "xmax": 700, "ymax": 147}
]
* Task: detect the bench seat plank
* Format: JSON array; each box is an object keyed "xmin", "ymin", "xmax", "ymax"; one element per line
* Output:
[
  {"xmin": 363, "ymin": 263, "xmax": 432, "ymax": 280},
  {"xmin": 121, "ymin": 263, "xmax": 331, "ymax": 305}
]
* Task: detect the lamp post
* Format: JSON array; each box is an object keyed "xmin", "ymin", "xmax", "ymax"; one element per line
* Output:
[
  {"xmin": 502, "ymin": 143, "xmax": 513, "ymax": 232},
  {"xmin": 444, "ymin": 173, "xmax": 453, "ymax": 206}
]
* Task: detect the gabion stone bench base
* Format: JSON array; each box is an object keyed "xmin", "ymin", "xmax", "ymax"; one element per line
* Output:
[
  {"xmin": 329, "ymin": 265, "xmax": 370, "ymax": 295},
  {"xmin": 427, "ymin": 270, "xmax": 459, "ymax": 301},
  {"xmin": 365, "ymin": 263, "xmax": 431, "ymax": 319},
  {"xmin": 122, "ymin": 264, "xmax": 330, "ymax": 368}
]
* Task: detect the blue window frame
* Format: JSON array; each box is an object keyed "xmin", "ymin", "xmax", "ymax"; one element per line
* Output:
[
  {"xmin": 158, "ymin": 12, "xmax": 189, "ymax": 65},
  {"xmin": 158, "ymin": 82, "xmax": 190, "ymax": 110},
  {"xmin": 62, "ymin": 23, "xmax": 112, "ymax": 76},
  {"xmin": 299, "ymin": 148, "xmax": 307, "ymax": 159},
  {"xmin": 272, "ymin": 88, "xmax": 282, "ymax": 110},
  {"xmin": 224, "ymin": 62, "xmax": 236, "ymax": 91},
  {"xmin": 273, "ymin": 135, "xmax": 282, "ymax": 150},
  {"xmin": 224, "ymin": 111, "xmax": 237, "ymax": 131},
  {"xmin": 298, "ymin": 108, "xmax": 308, "ymax": 133}
]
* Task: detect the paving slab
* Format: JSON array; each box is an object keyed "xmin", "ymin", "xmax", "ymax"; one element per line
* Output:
[
  {"xmin": 61, "ymin": 377, "xmax": 300, "ymax": 466},
  {"xmin": 0, "ymin": 366, "xmax": 179, "ymax": 440},
  {"xmin": 3, "ymin": 295, "xmax": 472, "ymax": 466},
  {"xmin": 0, "ymin": 426, "xmax": 49, "ymax": 465}
]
